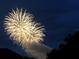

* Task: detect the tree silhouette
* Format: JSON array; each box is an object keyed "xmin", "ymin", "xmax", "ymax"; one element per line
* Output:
[{"xmin": 47, "ymin": 31, "xmax": 79, "ymax": 59}]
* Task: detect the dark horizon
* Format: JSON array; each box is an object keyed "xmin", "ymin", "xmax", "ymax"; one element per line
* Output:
[{"xmin": 0, "ymin": 31, "xmax": 79, "ymax": 59}]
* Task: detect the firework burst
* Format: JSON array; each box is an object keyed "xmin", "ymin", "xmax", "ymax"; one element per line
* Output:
[
  {"xmin": 4, "ymin": 8, "xmax": 45, "ymax": 44},
  {"xmin": 4, "ymin": 8, "xmax": 51, "ymax": 59}
]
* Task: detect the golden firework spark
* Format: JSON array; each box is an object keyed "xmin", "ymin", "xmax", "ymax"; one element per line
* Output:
[
  {"xmin": 4, "ymin": 8, "xmax": 51, "ymax": 59},
  {"xmin": 4, "ymin": 8, "xmax": 45, "ymax": 44}
]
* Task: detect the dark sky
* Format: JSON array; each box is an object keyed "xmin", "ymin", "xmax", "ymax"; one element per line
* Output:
[{"xmin": 0, "ymin": 0, "xmax": 79, "ymax": 57}]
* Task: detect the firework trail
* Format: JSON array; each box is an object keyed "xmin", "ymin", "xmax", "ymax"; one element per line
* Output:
[{"xmin": 4, "ymin": 8, "xmax": 52, "ymax": 59}]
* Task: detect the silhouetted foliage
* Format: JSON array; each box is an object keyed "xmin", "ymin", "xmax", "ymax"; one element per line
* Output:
[{"xmin": 47, "ymin": 31, "xmax": 79, "ymax": 59}]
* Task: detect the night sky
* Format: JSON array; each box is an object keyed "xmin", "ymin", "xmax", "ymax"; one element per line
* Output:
[{"xmin": 0, "ymin": 0, "xmax": 79, "ymax": 57}]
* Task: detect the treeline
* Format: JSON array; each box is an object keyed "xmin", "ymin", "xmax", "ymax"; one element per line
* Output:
[{"xmin": 47, "ymin": 31, "xmax": 79, "ymax": 59}]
